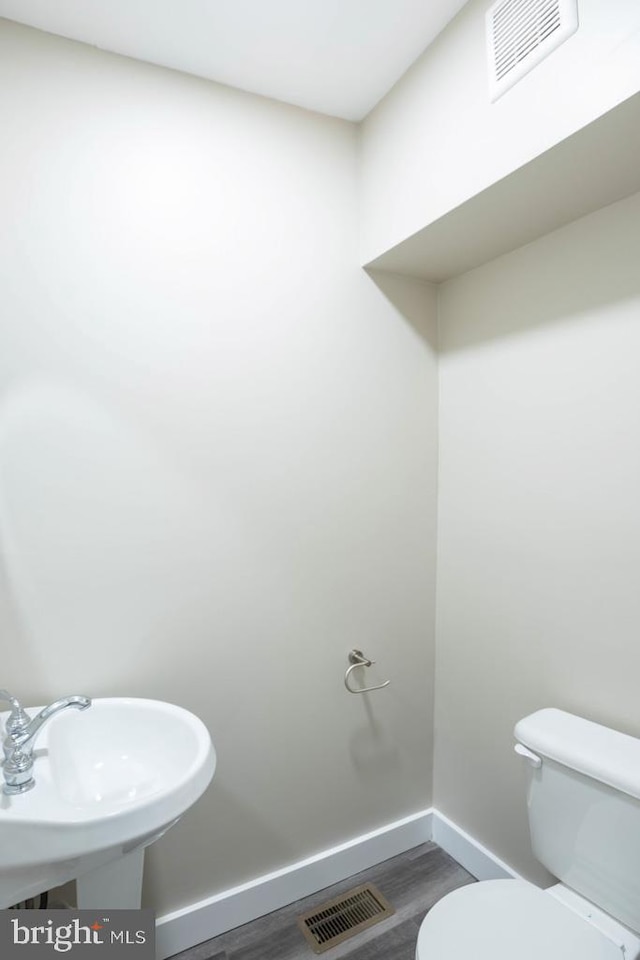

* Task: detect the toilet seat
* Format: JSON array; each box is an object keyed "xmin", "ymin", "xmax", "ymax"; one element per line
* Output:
[{"xmin": 416, "ymin": 880, "xmax": 623, "ymax": 960}]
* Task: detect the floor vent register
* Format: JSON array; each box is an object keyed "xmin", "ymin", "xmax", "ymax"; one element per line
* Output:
[{"xmin": 297, "ymin": 883, "xmax": 395, "ymax": 953}]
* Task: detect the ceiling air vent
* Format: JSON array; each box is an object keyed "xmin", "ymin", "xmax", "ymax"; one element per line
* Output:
[{"xmin": 486, "ymin": 0, "xmax": 578, "ymax": 101}]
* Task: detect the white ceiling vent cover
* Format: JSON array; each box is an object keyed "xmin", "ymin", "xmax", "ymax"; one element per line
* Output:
[{"xmin": 486, "ymin": 0, "xmax": 578, "ymax": 101}]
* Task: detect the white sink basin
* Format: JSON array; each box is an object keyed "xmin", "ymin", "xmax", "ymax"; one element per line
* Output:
[{"xmin": 0, "ymin": 697, "xmax": 215, "ymax": 906}]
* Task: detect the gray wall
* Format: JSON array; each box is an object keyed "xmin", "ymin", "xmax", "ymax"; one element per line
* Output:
[
  {"xmin": 0, "ymin": 20, "xmax": 438, "ymax": 915},
  {"xmin": 435, "ymin": 190, "xmax": 640, "ymax": 883}
]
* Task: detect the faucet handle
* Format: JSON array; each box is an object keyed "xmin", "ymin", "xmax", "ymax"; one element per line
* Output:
[{"xmin": 0, "ymin": 689, "xmax": 31, "ymax": 738}]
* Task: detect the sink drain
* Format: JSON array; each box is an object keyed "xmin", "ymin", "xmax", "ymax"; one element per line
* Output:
[{"xmin": 297, "ymin": 883, "xmax": 394, "ymax": 953}]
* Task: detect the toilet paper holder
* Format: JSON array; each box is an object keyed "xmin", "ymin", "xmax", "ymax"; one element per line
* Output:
[{"xmin": 344, "ymin": 649, "xmax": 390, "ymax": 694}]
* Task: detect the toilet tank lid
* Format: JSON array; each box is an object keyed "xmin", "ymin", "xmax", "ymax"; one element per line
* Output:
[{"xmin": 515, "ymin": 708, "xmax": 640, "ymax": 801}]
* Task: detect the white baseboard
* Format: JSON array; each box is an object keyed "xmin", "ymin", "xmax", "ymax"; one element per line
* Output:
[
  {"xmin": 432, "ymin": 810, "xmax": 520, "ymax": 882},
  {"xmin": 156, "ymin": 808, "xmax": 520, "ymax": 959},
  {"xmin": 156, "ymin": 809, "xmax": 433, "ymax": 959}
]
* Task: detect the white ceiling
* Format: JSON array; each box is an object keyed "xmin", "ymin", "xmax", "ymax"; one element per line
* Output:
[{"xmin": 0, "ymin": 0, "xmax": 469, "ymax": 120}]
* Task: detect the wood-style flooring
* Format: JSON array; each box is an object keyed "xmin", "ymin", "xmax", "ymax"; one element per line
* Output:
[{"xmin": 169, "ymin": 842, "xmax": 475, "ymax": 960}]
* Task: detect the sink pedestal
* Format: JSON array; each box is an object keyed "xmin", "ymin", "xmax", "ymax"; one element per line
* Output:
[{"xmin": 76, "ymin": 848, "xmax": 145, "ymax": 909}]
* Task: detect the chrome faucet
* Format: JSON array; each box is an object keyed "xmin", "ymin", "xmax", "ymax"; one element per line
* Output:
[{"xmin": 0, "ymin": 689, "xmax": 91, "ymax": 795}]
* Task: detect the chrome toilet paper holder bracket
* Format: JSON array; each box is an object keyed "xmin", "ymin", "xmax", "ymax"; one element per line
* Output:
[{"xmin": 344, "ymin": 649, "xmax": 390, "ymax": 694}]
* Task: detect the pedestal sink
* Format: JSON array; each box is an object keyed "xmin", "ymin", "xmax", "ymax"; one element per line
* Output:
[{"xmin": 0, "ymin": 697, "xmax": 216, "ymax": 909}]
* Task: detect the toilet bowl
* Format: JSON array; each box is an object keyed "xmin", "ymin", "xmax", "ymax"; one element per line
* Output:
[
  {"xmin": 416, "ymin": 879, "xmax": 639, "ymax": 959},
  {"xmin": 416, "ymin": 708, "xmax": 640, "ymax": 960}
]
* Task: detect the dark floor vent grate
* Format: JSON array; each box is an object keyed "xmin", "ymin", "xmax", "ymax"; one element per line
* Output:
[{"xmin": 297, "ymin": 883, "xmax": 394, "ymax": 953}]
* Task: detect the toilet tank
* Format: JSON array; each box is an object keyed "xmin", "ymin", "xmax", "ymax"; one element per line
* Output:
[{"xmin": 515, "ymin": 708, "xmax": 640, "ymax": 934}]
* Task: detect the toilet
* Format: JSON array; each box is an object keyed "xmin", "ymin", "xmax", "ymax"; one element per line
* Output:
[{"xmin": 416, "ymin": 708, "xmax": 640, "ymax": 959}]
